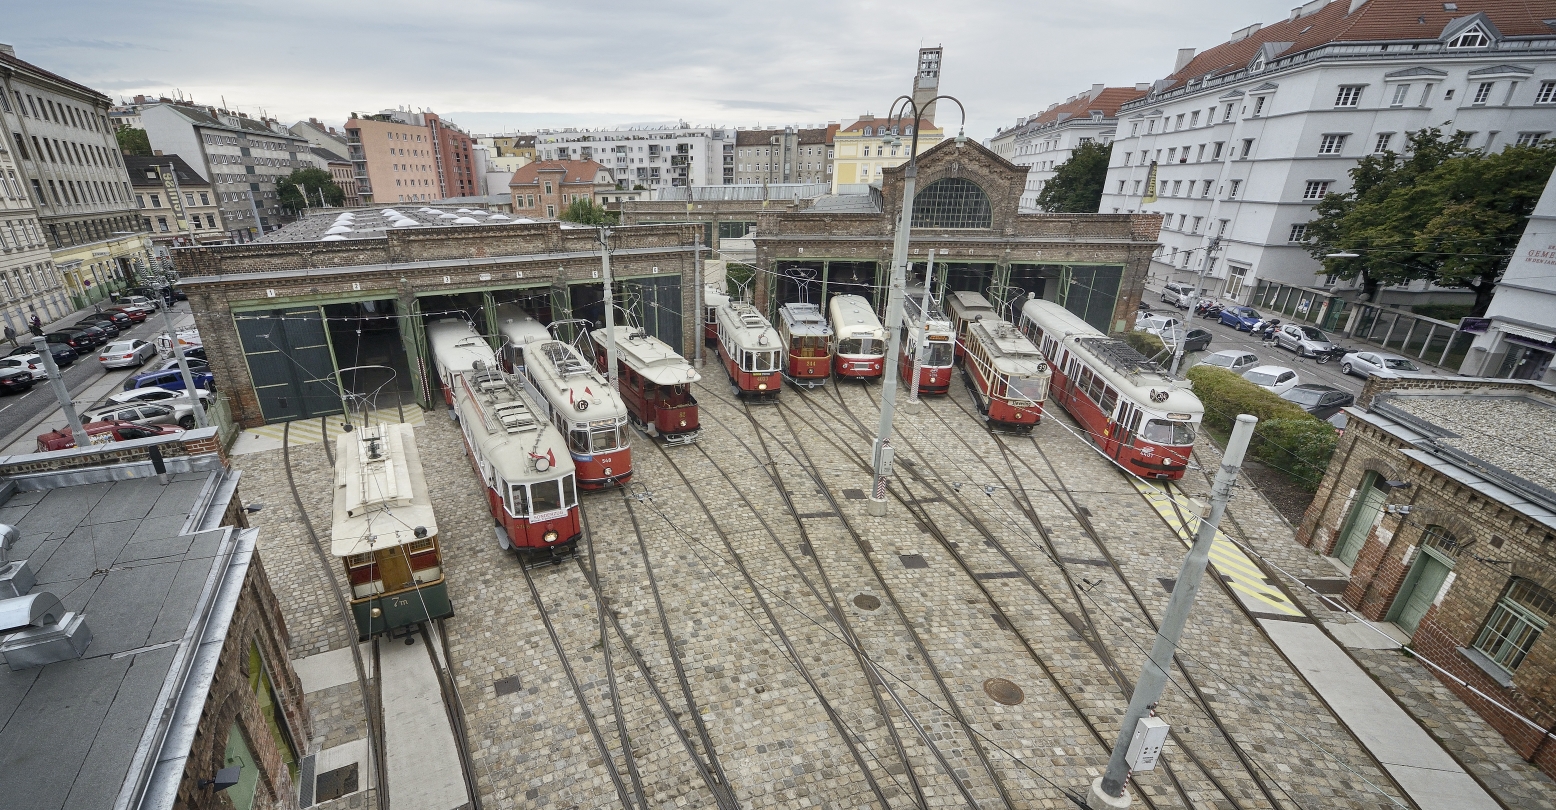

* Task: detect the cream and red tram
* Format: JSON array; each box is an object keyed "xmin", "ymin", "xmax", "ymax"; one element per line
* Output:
[
  {"xmin": 901, "ymin": 289, "xmax": 955, "ymax": 395},
  {"xmin": 425, "ymin": 318, "xmax": 495, "ymax": 406},
  {"xmin": 716, "ymin": 300, "xmax": 782, "ymax": 401},
  {"xmin": 777, "ymin": 302, "xmax": 833, "ymax": 387},
  {"xmin": 703, "ymin": 284, "xmax": 730, "ymax": 346},
  {"xmin": 331, "ymin": 423, "xmax": 452, "ymax": 640},
  {"xmin": 961, "ymin": 317, "xmax": 1051, "ymax": 432},
  {"xmin": 517, "ymin": 337, "xmax": 632, "ymax": 489},
  {"xmin": 454, "ymin": 369, "xmax": 583, "ymax": 557},
  {"xmin": 828, "ymin": 294, "xmax": 888, "ymax": 380},
  {"xmin": 590, "ymin": 325, "xmax": 701, "ymax": 445},
  {"xmin": 945, "ymin": 290, "xmax": 998, "ymax": 359},
  {"xmin": 1019, "ymin": 298, "xmax": 1203, "ymax": 479}
]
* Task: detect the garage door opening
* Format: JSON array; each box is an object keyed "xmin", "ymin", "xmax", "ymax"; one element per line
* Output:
[{"xmin": 324, "ymin": 300, "xmax": 415, "ymax": 412}]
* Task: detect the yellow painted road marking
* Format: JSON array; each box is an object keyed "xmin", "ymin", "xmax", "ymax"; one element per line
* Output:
[
  {"xmin": 245, "ymin": 408, "xmax": 424, "ymax": 446},
  {"xmin": 1132, "ymin": 480, "xmax": 1303, "ymax": 617}
]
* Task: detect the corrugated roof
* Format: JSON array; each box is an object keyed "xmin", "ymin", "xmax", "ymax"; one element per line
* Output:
[{"xmin": 508, "ymin": 160, "xmax": 610, "ymax": 186}]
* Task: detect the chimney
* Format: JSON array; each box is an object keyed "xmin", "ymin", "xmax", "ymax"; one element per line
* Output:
[
  {"xmin": 1135, "ymin": 83, "xmax": 1151, "ymax": 92},
  {"xmin": 1174, "ymin": 48, "xmax": 1197, "ymax": 73},
  {"xmin": 1089, "ymin": 83, "xmax": 1105, "ymax": 99},
  {"xmin": 1348, "ymin": 0, "xmax": 1368, "ymax": 12},
  {"xmin": 0, "ymin": 43, "xmax": 14, "ymax": 58},
  {"xmin": 152, "ymin": 149, "xmax": 163, "ymax": 156}
]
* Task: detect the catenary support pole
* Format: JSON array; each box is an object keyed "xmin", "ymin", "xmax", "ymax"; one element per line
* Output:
[
  {"xmin": 163, "ymin": 306, "xmax": 209, "ymax": 428},
  {"xmin": 693, "ymin": 238, "xmax": 704, "ymax": 368},
  {"xmin": 1169, "ymin": 235, "xmax": 1220, "ymax": 377},
  {"xmin": 34, "ymin": 335, "xmax": 89, "ymax": 448},
  {"xmin": 600, "ymin": 227, "xmax": 619, "ymax": 391},
  {"xmin": 1088, "ymin": 413, "xmax": 1258, "ymax": 809},
  {"xmin": 867, "ymin": 153, "xmax": 917, "ymax": 517}
]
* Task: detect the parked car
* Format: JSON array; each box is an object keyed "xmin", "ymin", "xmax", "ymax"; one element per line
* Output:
[
  {"xmin": 99, "ymin": 339, "xmax": 158, "ymax": 369},
  {"xmin": 115, "ymin": 294, "xmax": 161, "ymax": 312},
  {"xmin": 95, "ymin": 310, "xmax": 135, "ymax": 327},
  {"xmin": 1194, "ymin": 349, "xmax": 1261, "ymax": 374},
  {"xmin": 1340, "ymin": 351, "xmax": 1422, "ymax": 379},
  {"xmin": 1274, "ymin": 324, "xmax": 1336, "ymax": 358},
  {"xmin": 83, "ymin": 400, "xmax": 201, "ymax": 430},
  {"xmin": 44, "ymin": 330, "xmax": 93, "ymax": 352},
  {"xmin": 1242, "ymin": 365, "xmax": 1301, "ymax": 395},
  {"xmin": 105, "ymin": 305, "xmax": 148, "ymax": 323},
  {"xmin": 0, "ymin": 355, "xmax": 45, "ymax": 381},
  {"xmin": 76, "ymin": 325, "xmax": 111, "ymax": 346},
  {"xmin": 123, "ymin": 367, "xmax": 215, "ymax": 393},
  {"xmin": 170, "ymin": 286, "xmax": 188, "ymax": 301},
  {"xmin": 1159, "ymin": 282, "xmax": 1202, "ymax": 308},
  {"xmin": 79, "ymin": 317, "xmax": 122, "ymax": 338},
  {"xmin": 106, "ymin": 385, "xmax": 212, "ymax": 409},
  {"xmin": 157, "ymin": 356, "xmax": 210, "ymax": 372},
  {"xmin": 0, "ymin": 367, "xmax": 35, "ymax": 394},
  {"xmin": 1135, "ymin": 312, "xmax": 1183, "ymax": 336},
  {"xmin": 1218, "ymin": 306, "xmax": 1266, "ymax": 331},
  {"xmin": 1279, "ymin": 383, "xmax": 1356, "ymax": 420},
  {"xmin": 1175, "ymin": 327, "xmax": 1213, "ymax": 353},
  {"xmin": 7, "ymin": 344, "xmax": 77, "ymax": 370},
  {"xmin": 35, "ymin": 420, "xmax": 181, "ymax": 452}
]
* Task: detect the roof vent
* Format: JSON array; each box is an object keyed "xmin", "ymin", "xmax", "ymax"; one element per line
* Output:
[
  {"xmin": 0, "ymin": 590, "xmax": 91, "ymax": 671},
  {"xmin": 0, "ymin": 524, "xmax": 34, "ymax": 599}
]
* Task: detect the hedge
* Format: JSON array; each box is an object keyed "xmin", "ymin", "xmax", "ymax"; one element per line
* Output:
[
  {"xmin": 1184, "ymin": 366, "xmax": 1337, "ymax": 490},
  {"xmin": 1121, "ymin": 330, "xmax": 1167, "ymax": 361}
]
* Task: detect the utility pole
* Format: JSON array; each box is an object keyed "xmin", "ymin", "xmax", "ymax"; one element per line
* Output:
[
  {"xmin": 906, "ymin": 249, "xmax": 936, "ymax": 411},
  {"xmin": 599, "ymin": 227, "xmax": 619, "ymax": 391},
  {"xmin": 867, "ymin": 93, "xmax": 965, "ymax": 518},
  {"xmin": 246, "ymin": 191, "xmax": 264, "ymax": 241},
  {"xmin": 162, "ymin": 307, "xmax": 209, "ymax": 428},
  {"xmin": 34, "ymin": 336, "xmax": 88, "ymax": 448},
  {"xmin": 1169, "ymin": 235, "xmax": 1221, "ymax": 377},
  {"xmin": 1088, "ymin": 414, "xmax": 1258, "ymax": 810}
]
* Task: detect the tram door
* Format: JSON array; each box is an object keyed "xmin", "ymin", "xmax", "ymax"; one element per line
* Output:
[{"xmin": 375, "ymin": 547, "xmax": 415, "ymax": 592}]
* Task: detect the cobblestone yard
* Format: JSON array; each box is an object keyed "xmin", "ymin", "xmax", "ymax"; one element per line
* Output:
[{"xmin": 233, "ymin": 376, "xmax": 1556, "ymax": 810}]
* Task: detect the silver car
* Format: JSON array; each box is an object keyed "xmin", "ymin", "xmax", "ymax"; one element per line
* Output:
[
  {"xmin": 106, "ymin": 385, "xmax": 212, "ymax": 408},
  {"xmin": 1194, "ymin": 349, "xmax": 1261, "ymax": 374},
  {"xmin": 84, "ymin": 400, "xmax": 201, "ymax": 430},
  {"xmin": 1274, "ymin": 324, "xmax": 1335, "ymax": 357},
  {"xmin": 1340, "ymin": 351, "xmax": 1421, "ymax": 379},
  {"xmin": 99, "ymin": 339, "xmax": 158, "ymax": 369}
]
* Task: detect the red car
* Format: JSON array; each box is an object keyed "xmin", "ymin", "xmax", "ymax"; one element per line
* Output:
[
  {"xmin": 35, "ymin": 420, "xmax": 181, "ymax": 452},
  {"xmin": 106, "ymin": 305, "xmax": 149, "ymax": 323}
]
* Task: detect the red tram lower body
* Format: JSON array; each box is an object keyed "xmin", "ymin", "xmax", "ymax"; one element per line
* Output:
[
  {"xmin": 720, "ymin": 347, "xmax": 781, "ymax": 402},
  {"xmin": 573, "ymin": 449, "xmax": 632, "ymax": 490},
  {"xmin": 1051, "ymin": 377, "xmax": 1190, "ymax": 480},
  {"xmin": 963, "ymin": 364, "xmax": 1043, "ymax": 432},
  {"xmin": 899, "ymin": 354, "xmax": 951, "ymax": 395},
  {"xmin": 647, "ymin": 400, "xmax": 700, "ymax": 444},
  {"xmin": 834, "ymin": 354, "xmax": 884, "ymax": 380},
  {"xmin": 786, "ymin": 353, "xmax": 832, "ymax": 387},
  {"xmin": 460, "ymin": 435, "xmax": 584, "ymax": 557}
]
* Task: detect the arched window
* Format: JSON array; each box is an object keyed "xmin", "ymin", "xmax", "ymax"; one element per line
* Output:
[{"xmin": 912, "ymin": 178, "xmax": 992, "ymax": 228}]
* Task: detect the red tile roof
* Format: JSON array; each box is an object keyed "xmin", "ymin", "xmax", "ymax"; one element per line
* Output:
[
  {"xmin": 508, "ymin": 160, "xmax": 610, "ymax": 187},
  {"xmin": 1025, "ymin": 87, "xmax": 1145, "ymax": 127},
  {"xmin": 1170, "ymin": 0, "xmax": 1556, "ymax": 85},
  {"xmin": 839, "ymin": 117, "xmax": 938, "ymax": 133}
]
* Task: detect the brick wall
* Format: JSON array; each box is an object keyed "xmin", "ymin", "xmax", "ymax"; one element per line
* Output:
[{"xmin": 0, "ymin": 429, "xmax": 224, "ymax": 477}]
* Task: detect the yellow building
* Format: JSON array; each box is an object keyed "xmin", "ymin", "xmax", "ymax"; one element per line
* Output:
[
  {"xmin": 830, "ymin": 114, "xmax": 942, "ymax": 191},
  {"xmin": 53, "ymin": 233, "xmax": 151, "ymax": 309}
]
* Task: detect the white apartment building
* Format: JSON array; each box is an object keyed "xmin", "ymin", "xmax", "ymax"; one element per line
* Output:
[
  {"xmin": 1461, "ymin": 160, "xmax": 1556, "ymax": 382},
  {"xmin": 533, "ymin": 125, "xmax": 733, "ymax": 188},
  {"xmin": 988, "ymin": 84, "xmax": 1144, "ymax": 211},
  {"xmin": 0, "ymin": 141, "xmax": 68, "ymax": 329},
  {"xmin": 1098, "ymin": 0, "xmax": 1556, "ymax": 303},
  {"xmin": 140, "ymin": 102, "xmax": 311, "ymax": 241}
]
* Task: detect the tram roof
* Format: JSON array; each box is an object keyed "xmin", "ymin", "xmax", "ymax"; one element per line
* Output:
[
  {"xmin": 523, "ymin": 340, "xmax": 630, "ymax": 422},
  {"xmin": 456, "ymin": 372, "xmax": 576, "ymax": 484},
  {"xmin": 718, "ymin": 301, "xmax": 779, "ymax": 351},
  {"xmin": 494, "ymin": 305, "xmax": 550, "ymax": 348},
  {"xmin": 425, "ymin": 318, "xmax": 496, "ymax": 375},
  {"xmin": 903, "ymin": 290, "xmax": 950, "ymax": 330},
  {"xmin": 969, "ymin": 319, "xmax": 1051, "ymax": 376},
  {"xmin": 330, "ymin": 422, "xmax": 439, "ymax": 557},
  {"xmin": 592, "ymin": 326, "xmax": 701, "ymax": 386},
  {"xmin": 946, "ymin": 290, "xmax": 996, "ymax": 315},
  {"xmin": 828, "ymin": 294, "xmax": 886, "ymax": 337},
  {"xmin": 779, "ymin": 302, "xmax": 832, "ymax": 336},
  {"xmin": 704, "ymin": 284, "xmax": 730, "ymax": 308}
]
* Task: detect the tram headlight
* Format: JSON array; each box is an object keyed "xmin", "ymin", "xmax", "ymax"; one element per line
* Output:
[
  {"xmin": 758, "ymin": 383, "xmax": 767, "ymax": 390},
  {"xmin": 370, "ymin": 607, "xmax": 382, "ymax": 618},
  {"xmin": 543, "ymin": 530, "xmax": 559, "ymax": 543},
  {"xmin": 679, "ymin": 420, "xmax": 686, "ymax": 427}
]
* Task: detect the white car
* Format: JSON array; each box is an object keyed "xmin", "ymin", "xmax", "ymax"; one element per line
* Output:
[
  {"xmin": 105, "ymin": 385, "xmax": 212, "ymax": 409},
  {"xmin": 98, "ymin": 339, "xmax": 158, "ymax": 369},
  {"xmin": 1340, "ymin": 351, "xmax": 1421, "ymax": 379},
  {"xmin": 117, "ymin": 295, "xmax": 161, "ymax": 313},
  {"xmin": 1242, "ymin": 365, "xmax": 1301, "ymax": 395},
  {"xmin": 1135, "ymin": 312, "xmax": 1183, "ymax": 336},
  {"xmin": 82, "ymin": 400, "xmax": 201, "ymax": 430},
  {"xmin": 1159, "ymin": 282, "xmax": 1202, "ymax": 308},
  {"xmin": 1194, "ymin": 349, "xmax": 1261, "ymax": 374},
  {"xmin": 0, "ymin": 353, "xmax": 49, "ymax": 380}
]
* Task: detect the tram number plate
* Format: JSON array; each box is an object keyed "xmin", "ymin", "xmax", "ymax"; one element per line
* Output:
[{"xmin": 532, "ymin": 507, "xmax": 570, "ymax": 523}]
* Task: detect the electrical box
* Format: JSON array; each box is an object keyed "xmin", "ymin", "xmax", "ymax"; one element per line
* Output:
[{"xmin": 1125, "ymin": 716, "xmax": 1171, "ymax": 772}]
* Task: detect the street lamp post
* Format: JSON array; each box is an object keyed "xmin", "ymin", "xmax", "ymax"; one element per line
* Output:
[{"xmin": 866, "ymin": 94, "xmax": 965, "ymax": 518}]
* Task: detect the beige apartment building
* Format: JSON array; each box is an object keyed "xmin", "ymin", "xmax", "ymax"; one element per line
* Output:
[
  {"xmin": 125, "ymin": 154, "xmax": 225, "ymax": 247},
  {"xmin": 347, "ymin": 114, "xmax": 438, "ymax": 204},
  {"xmin": 0, "ymin": 141, "xmax": 69, "ymax": 327}
]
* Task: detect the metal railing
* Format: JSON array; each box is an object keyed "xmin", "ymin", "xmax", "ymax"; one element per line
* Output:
[{"xmin": 1250, "ymin": 279, "xmax": 1474, "ymax": 370}]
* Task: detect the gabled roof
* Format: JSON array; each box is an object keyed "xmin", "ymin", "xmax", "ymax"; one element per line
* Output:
[
  {"xmin": 310, "ymin": 146, "xmax": 351, "ymax": 165},
  {"xmin": 148, "ymin": 103, "xmax": 308, "ymax": 142},
  {"xmin": 1017, "ymin": 87, "xmax": 1145, "ymax": 133},
  {"xmin": 123, "ymin": 154, "xmax": 209, "ymax": 188},
  {"xmin": 838, "ymin": 117, "xmax": 938, "ymax": 134},
  {"xmin": 1166, "ymin": 0, "xmax": 1556, "ymax": 87},
  {"xmin": 508, "ymin": 160, "xmax": 610, "ymax": 186}
]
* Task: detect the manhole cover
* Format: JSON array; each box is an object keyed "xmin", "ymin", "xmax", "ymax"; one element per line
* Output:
[
  {"xmin": 853, "ymin": 594, "xmax": 881, "ymax": 611},
  {"xmin": 984, "ymin": 678, "xmax": 1025, "ymax": 705}
]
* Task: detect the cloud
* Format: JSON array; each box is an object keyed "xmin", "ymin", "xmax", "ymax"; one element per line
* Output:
[{"xmin": 715, "ymin": 100, "xmax": 820, "ymax": 113}]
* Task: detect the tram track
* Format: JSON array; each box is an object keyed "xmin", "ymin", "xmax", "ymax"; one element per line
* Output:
[
  {"xmin": 634, "ymin": 413, "xmax": 915, "ymax": 810},
  {"xmin": 803, "ymin": 380, "xmax": 1237, "ymax": 810}
]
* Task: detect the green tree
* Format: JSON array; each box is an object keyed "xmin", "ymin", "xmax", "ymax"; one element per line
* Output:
[
  {"xmin": 116, "ymin": 127, "xmax": 152, "ymax": 156},
  {"xmin": 1306, "ymin": 128, "xmax": 1556, "ymax": 315},
  {"xmin": 1035, "ymin": 140, "xmax": 1111, "ymax": 212},
  {"xmin": 559, "ymin": 197, "xmax": 618, "ymax": 226},
  {"xmin": 277, "ymin": 167, "xmax": 345, "ymax": 213}
]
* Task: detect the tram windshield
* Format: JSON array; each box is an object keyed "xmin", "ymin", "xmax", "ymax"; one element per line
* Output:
[
  {"xmin": 790, "ymin": 335, "xmax": 829, "ymax": 357},
  {"xmin": 744, "ymin": 349, "xmax": 780, "ymax": 372},
  {"xmin": 511, "ymin": 474, "xmax": 578, "ymax": 516},
  {"xmin": 922, "ymin": 341, "xmax": 953, "ymax": 367},
  {"xmin": 1007, "ymin": 375, "xmax": 1049, "ymax": 404},
  {"xmin": 836, "ymin": 337, "xmax": 885, "ymax": 357},
  {"xmin": 1142, "ymin": 419, "xmax": 1196, "ymax": 446},
  {"xmin": 569, "ymin": 422, "xmax": 626, "ymax": 454}
]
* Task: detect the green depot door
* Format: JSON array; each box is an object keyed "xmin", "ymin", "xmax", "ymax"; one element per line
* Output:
[
  {"xmin": 1334, "ymin": 473, "xmax": 1388, "ymax": 567},
  {"xmin": 236, "ymin": 307, "xmax": 343, "ymax": 423},
  {"xmin": 1391, "ymin": 550, "xmax": 1453, "ymax": 635}
]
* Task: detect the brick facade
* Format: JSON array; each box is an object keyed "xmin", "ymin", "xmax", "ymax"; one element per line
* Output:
[{"xmin": 1299, "ymin": 374, "xmax": 1556, "ymax": 775}]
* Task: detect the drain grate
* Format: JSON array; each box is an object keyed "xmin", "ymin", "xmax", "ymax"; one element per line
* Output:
[
  {"xmin": 842, "ymin": 488, "xmax": 867, "ymax": 500},
  {"xmin": 984, "ymin": 678, "xmax": 1025, "ymax": 705},
  {"xmin": 315, "ymin": 763, "xmax": 359, "ymax": 802},
  {"xmin": 899, "ymin": 554, "xmax": 929, "ymax": 569},
  {"xmin": 853, "ymin": 594, "xmax": 882, "ymax": 611},
  {"xmin": 494, "ymin": 675, "xmax": 523, "ymax": 697}
]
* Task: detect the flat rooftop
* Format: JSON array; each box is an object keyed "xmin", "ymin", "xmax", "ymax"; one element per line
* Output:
[
  {"xmin": 259, "ymin": 206, "xmax": 536, "ymax": 244},
  {"xmin": 1376, "ymin": 389, "xmax": 1556, "ymax": 493}
]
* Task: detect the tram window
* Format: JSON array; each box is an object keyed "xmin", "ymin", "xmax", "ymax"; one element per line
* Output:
[
  {"xmin": 1009, "ymin": 375, "xmax": 1047, "ymax": 403},
  {"xmin": 569, "ymin": 428, "xmax": 589, "ymax": 454},
  {"xmin": 1142, "ymin": 419, "xmax": 1196, "ymax": 446},
  {"xmin": 590, "ymin": 424, "xmax": 622, "ymax": 452},
  {"xmin": 1099, "ymin": 387, "xmax": 1118, "ymax": 417},
  {"xmin": 508, "ymin": 482, "xmax": 529, "ymax": 516},
  {"xmin": 838, "ymin": 337, "xmax": 883, "ymax": 356},
  {"xmin": 563, "ymin": 474, "xmax": 578, "ymax": 507},
  {"xmin": 925, "ymin": 342, "xmax": 953, "ymax": 366},
  {"xmin": 532, "ymin": 478, "xmax": 564, "ymax": 513}
]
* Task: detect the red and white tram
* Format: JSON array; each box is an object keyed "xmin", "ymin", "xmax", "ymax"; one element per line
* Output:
[
  {"xmin": 1019, "ymin": 299, "xmax": 1203, "ymax": 479},
  {"xmin": 961, "ymin": 316, "xmax": 1051, "ymax": 432},
  {"xmin": 516, "ymin": 336, "xmax": 632, "ymax": 489},
  {"xmin": 828, "ymin": 294, "xmax": 888, "ymax": 380},
  {"xmin": 901, "ymin": 290, "xmax": 955, "ymax": 395},
  {"xmin": 777, "ymin": 302, "xmax": 833, "ymax": 387},
  {"xmin": 590, "ymin": 326, "xmax": 701, "ymax": 444},
  {"xmin": 425, "ymin": 318, "xmax": 495, "ymax": 405},
  {"xmin": 454, "ymin": 368, "xmax": 583, "ymax": 559},
  {"xmin": 716, "ymin": 300, "xmax": 782, "ymax": 402},
  {"xmin": 704, "ymin": 284, "xmax": 730, "ymax": 346},
  {"xmin": 945, "ymin": 290, "xmax": 998, "ymax": 359}
]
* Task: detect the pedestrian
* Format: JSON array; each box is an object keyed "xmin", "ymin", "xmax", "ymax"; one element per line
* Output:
[
  {"xmin": 29, "ymin": 314, "xmax": 43, "ymax": 336},
  {"xmin": 3, "ymin": 324, "xmax": 15, "ymax": 347}
]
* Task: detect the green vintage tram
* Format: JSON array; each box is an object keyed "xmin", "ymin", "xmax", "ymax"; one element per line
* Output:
[{"xmin": 331, "ymin": 422, "xmax": 452, "ymax": 639}]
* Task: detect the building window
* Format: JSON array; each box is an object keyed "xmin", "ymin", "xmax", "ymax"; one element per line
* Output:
[
  {"xmin": 1171, "ymin": 180, "xmax": 1182, "ymax": 196},
  {"xmin": 1374, "ymin": 133, "xmax": 1394, "ymax": 153},
  {"xmin": 1473, "ymin": 82, "xmax": 1494, "ymax": 105},
  {"xmin": 1303, "ymin": 181, "xmax": 1331, "ymax": 199},
  {"xmin": 1212, "ymin": 142, "xmax": 1224, "ymax": 159},
  {"xmin": 1288, "ymin": 223, "xmax": 1309, "ymax": 242},
  {"xmin": 1538, "ymin": 82, "xmax": 1556, "ymax": 104},
  {"xmin": 1132, "ymin": 180, "xmax": 1141, "ymax": 195},
  {"xmin": 135, "ymin": 194, "xmax": 145, "ymax": 208},
  {"xmin": 1318, "ymin": 134, "xmax": 1347, "ymax": 155},
  {"xmin": 1474, "ymin": 579, "xmax": 1555, "ymax": 672},
  {"xmin": 1253, "ymin": 96, "xmax": 1266, "ymax": 116},
  {"xmin": 1228, "ymin": 179, "xmax": 1241, "ymax": 199},
  {"xmin": 1191, "ymin": 216, "xmax": 1202, "ymax": 234},
  {"xmin": 1223, "ymin": 103, "xmax": 1234, "ymax": 122},
  {"xmin": 1334, "ymin": 85, "xmax": 1363, "ymax": 107},
  {"xmin": 1516, "ymin": 133, "xmax": 1547, "ymax": 146},
  {"xmin": 1240, "ymin": 138, "xmax": 1254, "ymax": 159},
  {"xmin": 1448, "ymin": 26, "xmax": 1491, "ymax": 48},
  {"xmin": 1190, "ymin": 111, "xmax": 1200, "ymax": 127},
  {"xmin": 1391, "ymin": 84, "xmax": 1411, "ymax": 106}
]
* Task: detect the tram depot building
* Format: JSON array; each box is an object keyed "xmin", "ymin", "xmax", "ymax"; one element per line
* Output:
[
  {"xmin": 1298, "ymin": 375, "xmax": 1556, "ymax": 771},
  {"xmin": 175, "ymin": 138, "xmax": 1161, "ymax": 429}
]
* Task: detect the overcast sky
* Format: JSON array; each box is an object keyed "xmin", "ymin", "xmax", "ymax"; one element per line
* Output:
[{"xmin": 11, "ymin": 0, "xmax": 1300, "ymax": 139}]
